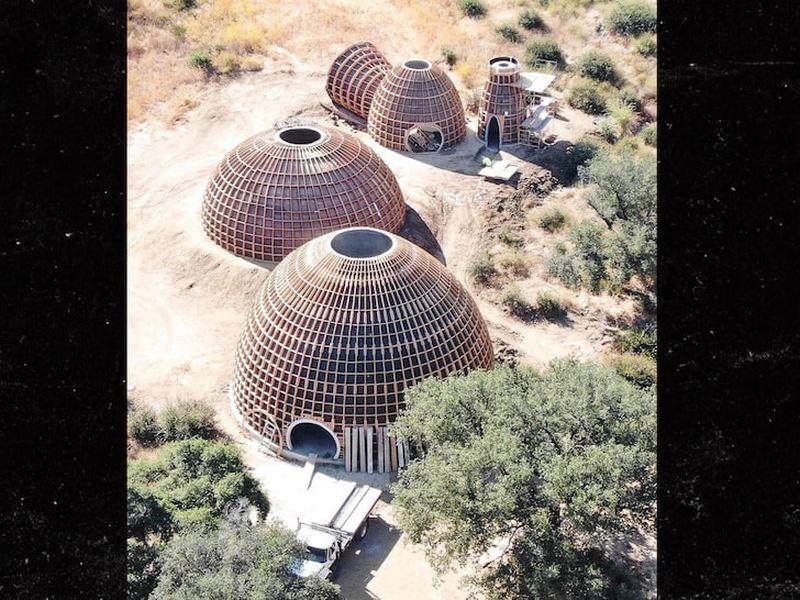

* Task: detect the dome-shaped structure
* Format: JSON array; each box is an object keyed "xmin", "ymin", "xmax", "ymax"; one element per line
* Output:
[
  {"xmin": 477, "ymin": 56, "xmax": 527, "ymax": 150},
  {"xmin": 232, "ymin": 227, "xmax": 493, "ymax": 470},
  {"xmin": 368, "ymin": 59, "xmax": 466, "ymax": 152},
  {"xmin": 201, "ymin": 124, "xmax": 406, "ymax": 262},
  {"xmin": 326, "ymin": 42, "xmax": 391, "ymax": 120}
]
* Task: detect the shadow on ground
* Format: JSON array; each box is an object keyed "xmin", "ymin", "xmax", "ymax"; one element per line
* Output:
[
  {"xmin": 333, "ymin": 512, "xmax": 402, "ymax": 600},
  {"xmin": 398, "ymin": 205, "xmax": 446, "ymax": 265}
]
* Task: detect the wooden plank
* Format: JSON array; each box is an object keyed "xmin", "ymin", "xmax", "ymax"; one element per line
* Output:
[
  {"xmin": 358, "ymin": 427, "xmax": 367, "ymax": 472},
  {"xmin": 350, "ymin": 427, "xmax": 359, "ymax": 472},
  {"xmin": 397, "ymin": 437, "xmax": 405, "ymax": 468},
  {"xmin": 383, "ymin": 428, "xmax": 391, "ymax": 472},
  {"xmin": 366, "ymin": 427, "xmax": 374, "ymax": 474},
  {"xmin": 389, "ymin": 434, "xmax": 398, "ymax": 471},
  {"xmin": 344, "ymin": 427, "xmax": 351, "ymax": 472},
  {"xmin": 377, "ymin": 427, "xmax": 385, "ymax": 473},
  {"xmin": 403, "ymin": 439, "xmax": 411, "ymax": 463}
]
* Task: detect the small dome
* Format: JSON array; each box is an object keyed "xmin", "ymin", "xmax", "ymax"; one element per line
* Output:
[
  {"xmin": 326, "ymin": 42, "xmax": 391, "ymax": 120},
  {"xmin": 202, "ymin": 124, "xmax": 406, "ymax": 262},
  {"xmin": 232, "ymin": 227, "xmax": 494, "ymax": 461},
  {"xmin": 368, "ymin": 59, "xmax": 466, "ymax": 151}
]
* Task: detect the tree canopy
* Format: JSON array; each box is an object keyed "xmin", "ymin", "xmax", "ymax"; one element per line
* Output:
[
  {"xmin": 390, "ymin": 360, "xmax": 656, "ymax": 599},
  {"xmin": 152, "ymin": 520, "xmax": 343, "ymax": 600}
]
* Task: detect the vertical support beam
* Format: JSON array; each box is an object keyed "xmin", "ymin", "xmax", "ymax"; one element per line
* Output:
[
  {"xmin": 366, "ymin": 427, "xmax": 374, "ymax": 474},
  {"xmin": 377, "ymin": 427, "xmax": 385, "ymax": 473},
  {"xmin": 383, "ymin": 428, "xmax": 391, "ymax": 472},
  {"xmin": 397, "ymin": 437, "xmax": 405, "ymax": 468},
  {"xmin": 403, "ymin": 439, "xmax": 411, "ymax": 463},
  {"xmin": 350, "ymin": 427, "xmax": 358, "ymax": 472},
  {"xmin": 358, "ymin": 427, "xmax": 367, "ymax": 472},
  {"xmin": 389, "ymin": 433, "xmax": 398, "ymax": 471},
  {"xmin": 344, "ymin": 427, "xmax": 352, "ymax": 472}
]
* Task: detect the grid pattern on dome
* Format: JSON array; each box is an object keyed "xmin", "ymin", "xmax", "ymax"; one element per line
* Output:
[
  {"xmin": 232, "ymin": 229, "xmax": 494, "ymax": 446},
  {"xmin": 477, "ymin": 58, "xmax": 526, "ymax": 145},
  {"xmin": 326, "ymin": 42, "xmax": 391, "ymax": 120},
  {"xmin": 367, "ymin": 62, "xmax": 466, "ymax": 150},
  {"xmin": 202, "ymin": 126, "xmax": 406, "ymax": 262}
]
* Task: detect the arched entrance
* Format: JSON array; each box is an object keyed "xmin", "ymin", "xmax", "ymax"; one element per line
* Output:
[
  {"xmin": 486, "ymin": 115, "xmax": 501, "ymax": 152},
  {"xmin": 405, "ymin": 124, "xmax": 444, "ymax": 153},
  {"xmin": 287, "ymin": 419, "xmax": 340, "ymax": 459}
]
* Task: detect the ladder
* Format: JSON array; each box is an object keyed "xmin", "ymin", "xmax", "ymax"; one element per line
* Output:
[{"xmin": 257, "ymin": 417, "xmax": 280, "ymax": 455}]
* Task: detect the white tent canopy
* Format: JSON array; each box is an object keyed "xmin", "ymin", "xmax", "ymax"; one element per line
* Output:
[{"xmin": 516, "ymin": 72, "xmax": 556, "ymax": 94}]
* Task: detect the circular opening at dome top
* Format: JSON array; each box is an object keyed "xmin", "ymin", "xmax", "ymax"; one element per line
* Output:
[
  {"xmin": 490, "ymin": 56, "xmax": 518, "ymax": 65},
  {"xmin": 404, "ymin": 59, "xmax": 431, "ymax": 70},
  {"xmin": 331, "ymin": 229, "xmax": 394, "ymax": 259},
  {"xmin": 278, "ymin": 127, "xmax": 323, "ymax": 145}
]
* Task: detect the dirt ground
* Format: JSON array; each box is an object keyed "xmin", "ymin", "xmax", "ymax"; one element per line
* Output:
[{"xmin": 128, "ymin": 50, "xmax": 650, "ymax": 598}]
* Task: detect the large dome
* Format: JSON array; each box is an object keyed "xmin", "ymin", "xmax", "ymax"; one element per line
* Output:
[
  {"xmin": 367, "ymin": 59, "xmax": 466, "ymax": 151},
  {"xmin": 201, "ymin": 124, "xmax": 406, "ymax": 262},
  {"xmin": 232, "ymin": 227, "xmax": 493, "ymax": 468}
]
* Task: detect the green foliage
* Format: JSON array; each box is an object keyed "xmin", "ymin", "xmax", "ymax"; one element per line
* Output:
[
  {"xmin": 496, "ymin": 24, "xmax": 523, "ymax": 43},
  {"xmin": 458, "ymin": 0, "xmax": 487, "ymax": 18},
  {"xmin": 640, "ymin": 123, "xmax": 657, "ymax": 146},
  {"xmin": 129, "ymin": 407, "xmax": 161, "ymax": 447},
  {"xmin": 564, "ymin": 219, "xmax": 609, "ymax": 291},
  {"xmin": 518, "ymin": 8, "xmax": 545, "ymax": 30},
  {"xmin": 128, "ymin": 438, "xmax": 269, "ymax": 536},
  {"xmin": 617, "ymin": 87, "xmax": 641, "ymax": 111},
  {"xmin": 498, "ymin": 227, "xmax": 525, "ymax": 248},
  {"xmin": 546, "ymin": 242, "xmax": 581, "ymax": 288},
  {"xmin": 160, "ymin": 399, "xmax": 217, "ymax": 442},
  {"xmin": 606, "ymin": 0, "xmax": 657, "ymax": 36},
  {"xmin": 152, "ymin": 521, "xmax": 343, "ymax": 600},
  {"xmin": 501, "ymin": 287, "xmax": 537, "ymax": 321},
  {"xmin": 536, "ymin": 207, "xmax": 567, "ymax": 232},
  {"xmin": 390, "ymin": 361, "xmax": 656, "ymax": 599},
  {"xmin": 524, "ymin": 38, "xmax": 563, "ymax": 67},
  {"xmin": 597, "ymin": 120, "xmax": 619, "ymax": 144},
  {"xmin": 616, "ymin": 326, "xmax": 657, "ymax": 359},
  {"xmin": 128, "ymin": 540, "xmax": 163, "ymax": 600},
  {"xmin": 535, "ymin": 291, "xmax": 567, "ymax": 320},
  {"xmin": 635, "ymin": 34, "xmax": 657, "ymax": 57},
  {"xmin": 128, "ymin": 485, "xmax": 174, "ymax": 542},
  {"xmin": 568, "ymin": 80, "xmax": 608, "ymax": 115},
  {"xmin": 188, "ymin": 50, "xmax": 213, "ymax": 71},
  {"xmin": 441, "ymin": 47, "xmax": 457, "ymax": 68},
  {"xmin": 564, "ymin": 137, "xmax": 601, "ymax": 180},
  {"xmin": 606, "ymin": 353, "xmax": 657, "ymax": 388},
  {"xmin": 576, "ymin": 51, "xmax": 617, "ymax": 83},
  {"xmin": 497, "ymin": 251, "xmax": 530, "ymax": 277},
  {"xmin": 469, "ymin": 251, "xmax": 497, "ymax": 286}
]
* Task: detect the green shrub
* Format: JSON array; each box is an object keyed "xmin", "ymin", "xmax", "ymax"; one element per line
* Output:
[
  {"xmin": 169, "ymin": 24, "xmax": 187, "ymax": 39},
  {"xmin": 129, "ymin": 407, "xmax": 161, "ymax": 447},
  {"xmin": 498, "ymin": 227, "xmax": 525, "ymax": 248},
  {"xmin": 618, "ymin": 87, "xmax": 641, "ymax": 111},
  {"xmin": 524, "ymin": 38, "xmax": 563, "ymax": 67},
  {"xmin": 458, "ymin": 0, "xmax": 487, "ymax": 18},
  {"xmin": 496, "ymin": 24, "xmax": 523, "ymax": 43},
  {"xmin": 635, "ymin": 34, "xmax": 657, "ymax": 57},
  {"xmin": 469, "ymin": 251, "xmax": 497, "ymax": 285},
  {"xmin": 537, "ymin": 207, "xmax": 567, "ymax": 232},
  {"xmin": 597, "ymin": 120, "xmax": 618, "ymax": 144},
  {"xmin": 188, "ymin": 50, "xmax": 213, "ymax": 71},
  {"xmin": 497, "ymin": 251, "xmax": 530, "ymax": 277},
  {"xmin": 568, "ymin": 80, "xmax": 608, "ymax": 114},
  {"xmin": 616, "ymin": 136, "xmax": 640, "ymax": 153},
  {"xmin": 535, "ymin": 291, "xmax": 567, "ymax": 320},
  {"xmin": 442, "ymin": 47, "xmax": 458, "ymax": 68},
  {"xmin": 606, "ymin": 0, "xmax": 657, "ymax": 36},
  {"xmin": 640, "ymin": 123, "xmax": 657, "ymax": 146},
  {"xmin": 616, "ymin": 327, "xmax": 657, "ymax": 359},
  {"xmin": 518, "ymin": 8, "xmax": 545, "ymax": 30},
  {"xmin": 606, "ymin": 353, "xmax": 657, "ymax": 387},
  {"xmin": 576, "ymin": 51, "xmax": 617, "ymax": 83},
  {"xmin": 501, "ymin": 288, "xmax": 537, "ymax": 320},
  {"xmin": 547, "ymin": 244, "xmax": 581, "ymax": 288},
  {"xmin": 160, "ymin": 400, "xmax": 216, "ymax": 443},
  {"xmin": 610, "ymin": 104, "xmax": 635, "ymax": 134},
  {"xmin": 564, "ymin": 138, "xmax": 601, "ymax": 180},
  {"xmin": 173, "ymin": 506, "xmax": 218, "ymax": 533}
]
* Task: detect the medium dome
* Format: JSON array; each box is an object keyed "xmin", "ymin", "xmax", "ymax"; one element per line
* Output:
[
  {"xmin": 367, "ymin": 59, "xmax": 466, "ymax": 151},
  {"xmin": 231, "ymin": 227, "xmax": 494, "ymax": 466},
  {"xmin": 326, "ymin": 42, "xmax": 391, "ymax": 120},
  {"xmin": 201, "ymin": 124, "xmax": 406, "ymax": 262}
]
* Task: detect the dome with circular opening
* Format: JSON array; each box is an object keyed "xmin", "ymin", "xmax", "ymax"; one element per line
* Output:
[
  {"xmin": 201, "ymin": 124, "xmax": 406, "ymax": 262},
  {"xmin": 231, "ymin": 227, "xmax": 494, "ymax": 467},
  {"xmin": 367, "ymin": 59, "xmax": 466, "ymax": 151}
]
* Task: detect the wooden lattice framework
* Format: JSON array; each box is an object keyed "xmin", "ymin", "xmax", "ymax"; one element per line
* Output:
[
  {"xmin": 368, "ymin": 59, "xmax": 466, "ymax": 151},
  {"xmin": 477, "ymin": 56, "xmax": 527, "ymax": 146},
  {"xmin": 325, "ymin": 42, "xmax": 391, "ymax": 120},
  {"xmin": 232, "ymin": 227, "xmax": 494, "ymax": 469},
  {"xmin": 201, "ymin": 124, "xmax": 406, "ymax": 262}
]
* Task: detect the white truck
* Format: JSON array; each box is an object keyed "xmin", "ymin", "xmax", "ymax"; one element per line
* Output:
[{"xmin": 293, "ymin": 473, "xmax": 383, "ymax": 580}]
